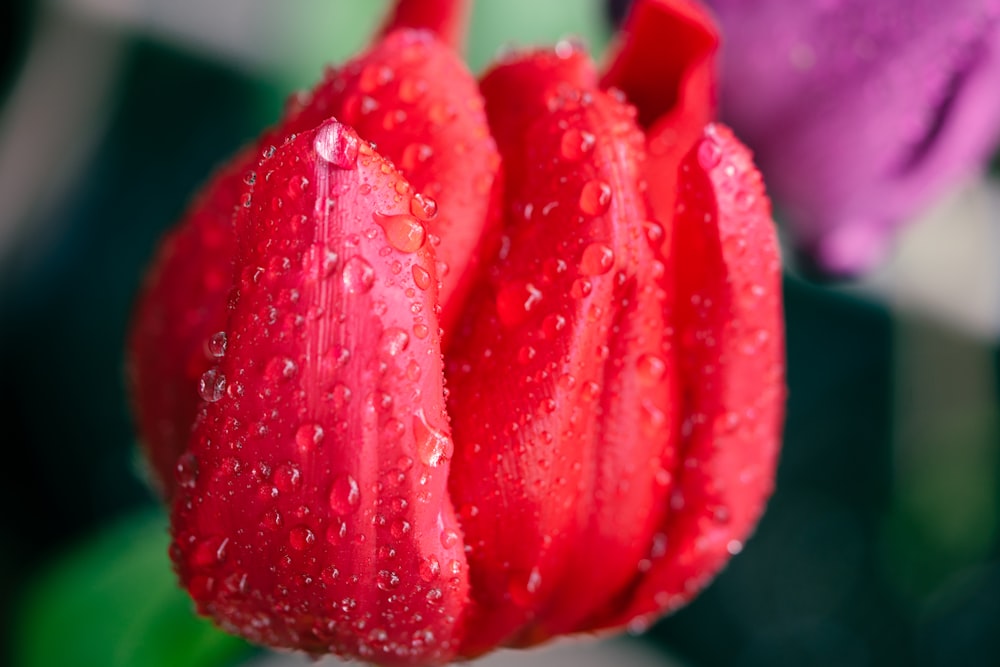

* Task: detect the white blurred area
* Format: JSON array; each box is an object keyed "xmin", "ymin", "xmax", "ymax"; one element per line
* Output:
[
  {"xmin": 246, "ymin": 637, "xmax": 685, "ymax": 667},
  {"xmin": 857, "ymin": 176, "xmax": 1000, "ymax": 340}
]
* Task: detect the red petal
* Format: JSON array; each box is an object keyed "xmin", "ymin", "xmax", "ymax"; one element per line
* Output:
[
  {"xmin": 284, "ymin": 30, "xmax": 501, "ymax": 336},
  {"xmin": 593, "ymin": 124, "xmax": 784, "ymax": 630},
  {"xmin": 171, "ymin": 121, "xmax": 469, "ymax": 666},
  {"xmin": 130, "ymin": 29, "xmax": 499, "ymax": 496},
  {"xmin": 447, "ymin": 52, "xmax": 679, "ymax": 655},
  {"xmin": 128, "ymin": 153, "xmax": 249, "ymax": 498},
  {"xmin": 600, "ymin": 0, "xmax": 718, "ymax": 130},
  {"xmin": 480, "ymin": 45, "xmax": 598, "ymax": 197},
  {"xmin": 601, "ymin": 0, "xmax": 718, "ymax": 225},
  {"xmin": 378, "ymin": 0, "xmax": 473, "ymax": 53}
]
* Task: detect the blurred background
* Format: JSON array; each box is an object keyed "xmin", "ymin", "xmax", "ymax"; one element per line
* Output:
[{"xmin": 1, "ymin": 1, "xmax": 998, "ymax": 666}]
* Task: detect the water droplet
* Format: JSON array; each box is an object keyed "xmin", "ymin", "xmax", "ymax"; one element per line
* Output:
[
  {"xmin": 261, "ymin": 508, "xmax": 282, "ymax": 531},
  {"xmin": 580, "ymin": 242, "xmax": 615, "ymax": 275},
  {"xmin": 289, "ymin": 525, "xmax": 316, "ymax": 551},
  {"xmin": 274, "ymin": 464, "xmax": 301, "ymax": 492},
  {"xmin": 319, "ymin": 249, "xmax": 339, "ymax": 277},
  {"xmin": 329, "ymin": 473, "xmax": 361, "ymax": 515},
  {"xmin": 579, "ymin": 180, "xmax": 612, "ymax": 215},
  {"xmin": 413, "ymin": 323, "xmax": 430, "ymax": 339},
  {"xmin": 359, "ymin": 63, "xmax": 393, "ymax": 92},
  {"xmin": 379, "ymin": 327, "xmax": 410, "ymax": 357},
  {"xmin": 713, "ymin": 505, "xmax": 731, "ymax": 524},
  {"xmin": 398, "ymin": 76, "xmax": 427, "ymax": 102},
  {"xmin": 637, "ymin": 353, "xmax": 667, "ymax": 381},
  {"xmin": 509, "ymin": 566, "xmax": 543, "ymax": 606},
  {"xmin": 517, "ymin": 345, "xmax": 536, "ymax": 364},
  {"xmin": 376, "ymin": 569, "xmax": 400, "ymax": 591},
  {"xmin": 328, "ymin": 383, "xmax": 352, "ymax": 409},
  {"xmin": 419, "ymin": 555, "xmax": 441, "ymax": 582},
  {"xmin": 342, "ymin": 256, "xmax": 375, "ymax": 294},
  {"xmin": 401, "ymin": 143, "xmax": 434, "ymax": 171},
  {"xmin": 414, "ymin": 409, "xmax": 452, "ymax": 467},
  {"xmin": 411, "ymin": 264, "xmax": 432, "ymax": 290},
  {"xmin": 410, "ymin": 193, "xmax": 438, "ymax": 221},
  {"xmin": 642, "ymin": 400, "xmax": 667, "ymax": 431},
  {"xmin": 314, "ymin": 121, "xmax": 359, "ymax": 169},
  {"xmin": 644, "ymin": 221, "xmax": 665, "ymax": 247},
  {"xmin": 375, "ymin": 212, "xmax": 426, "ymax": 253},
  {"xmin": 205, "ymin": 331, "xmax": 227, "ymax": 359},
  {"xmin": 382, "ymin": 418, "xmax": 405, "ymax": 442},
  {"xmin": 560, "ymin": 128, "xmax": 597, "ymax": 161},
  {"xmin": 295, "ymin": 423, "xmax": 325, "ymax": 453},
  {"xmin": 390, "ymin": 518, "xmax": 411, "ymax": 539},
  {"xmin": 735, "ymin": 189, "xmax": 755, "ymax": 211},
  {"xmin": 571, "ymin": 278, "xmax": 592, "ymax": 299},
  {"xmin": 191, "ymin": 535, "xmax": 229, "ymax": 567},
  {"xmin": 176, "ymin": 452, "xmax": 198, "ymax": 488},
  {"xmin": 198, "ymin": 368, "xmax": 226, "ymax": 403},
  {"xmin": 697, "ymin": 138, "xmax": 722, "ymax": 170},
  {"xmin": 265, "ymin": 356, "xmax": 297, "ymax": 382},
  {"xmin": 495, "ymin": 281, "xmax": 543, "ymax": 327},
  {"xmin": 440, "ymin": 530, "xmax": 459, "ymax": 549},
  {"xmin": 526, "ymin": 566, "xmax": 542, "ymax": 593},
  {"xmin": 541, "ymin": 313, "xmax": 567, "ymax": 339}
]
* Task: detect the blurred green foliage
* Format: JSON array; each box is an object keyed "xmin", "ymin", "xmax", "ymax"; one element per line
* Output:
[{"xmin": 14, "ymin": 511, "xmax": 253, "ymax": 667}]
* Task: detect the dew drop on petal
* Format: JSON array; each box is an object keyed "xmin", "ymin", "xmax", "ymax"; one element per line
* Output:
[
  {"xmin": 559, "ymin": 128, "xmax": 596, "ymax": 161},
  {"xmin": 637, "ymin": 353, "xmax": 667, "ymax": 382},
  {"xmin": 198, "ymin": 368, "xmax": 226, "ymax": 403},
  {"xmin": 379, "ymin": 327, "xmax": 410, "ymax": 357},
  {"xmin": 440, "ymin": 529, "xmax": 459, "ymax": 549},
  {"xmin": 205, "ymin": 331, "xmax": 227, "ymax": 359},
  {"xmin": 541, "ymin": 313, "xmax": 566, "ymax": 338},
  {"xmin": 579, "ymin": 179, "xmax": 612, "ymax": 215},
  {"xmin": 414, "ymin": 409, "xmax": 452, "ymax": 467},
  {"xmin": 377, "ymin": 569, "xmax": 401, "ymax": 591},
  {"xmin": 571, "ymin": 278, "xmax": 592, "ymax": 299},
  {"xmin": 329, "ymin": 473, "xmax": 361, "ymax": 515},
  {"xmin": 496, "ymin": 281, "xmax": 543, "ymax": 328},
  {"xmin": 295, "ymin": 422, "xmax": 325, "ymax": 453},
  {"xmin": 274, "ymin": 464, "xmax": 302, "ymax": 492},
  {"xmin": 411, "ymin": 265, "xmax": 432, "ymax": 291},
  {"xmin": 289, "ymin": 525, "xmax": 316, "ymax": 551},
  {"xmin": 401, "ymin": 143, "xmax": 434, "ymax": 171},
  {"xmin": 375, "ymin": 212, "xmax": 426, "ymax": 253},
  {"xmin": 580, "ymin": 242, "xmax": 615, "ymax": 275},
  {"xmin": 314, "ymin": 121, "xmax": 359, "ymax": 169},
  {"xmin": 419, "ymin": 555, "xmax": 441, "ymax": 582},
  {"xmin": 644, "ymin": 221, "xmax": 665, "ymax": 247},
  {"xmin": 697, "ymin": 137, "xmax": 722, "ymax": 170},
  {"xmin": 410, "ymin": 193, "xmax": 438, "ymax": 221},
  {"xmin": 342, "ymin": 256, "xmax": 375, "ymax": 294}
]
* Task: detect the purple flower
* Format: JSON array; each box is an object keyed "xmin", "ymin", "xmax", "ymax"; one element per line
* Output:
[{"xmin": 702, "ymin": 0, "xmax": 1000, "ymax": 275}]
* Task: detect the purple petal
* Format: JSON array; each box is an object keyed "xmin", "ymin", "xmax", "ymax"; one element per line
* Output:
[{"xmin": 705, "ymin": 0, "xmax": 1000, "ymax": 275}]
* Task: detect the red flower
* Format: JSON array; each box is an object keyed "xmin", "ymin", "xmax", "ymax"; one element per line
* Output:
[{"xmin": 128, "ymin": 0, "xmax": 784, "ymax": 664}]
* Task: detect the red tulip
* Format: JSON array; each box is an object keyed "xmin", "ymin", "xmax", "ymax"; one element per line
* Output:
[{"xmin": 128, "ymin": 0, "xmax": 784, "ymax": 664}]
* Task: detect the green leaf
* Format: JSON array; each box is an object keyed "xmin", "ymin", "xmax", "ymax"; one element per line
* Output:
[{"xmin": 15, "ymin": 510, "xmax": 254, "ymax": 667}]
